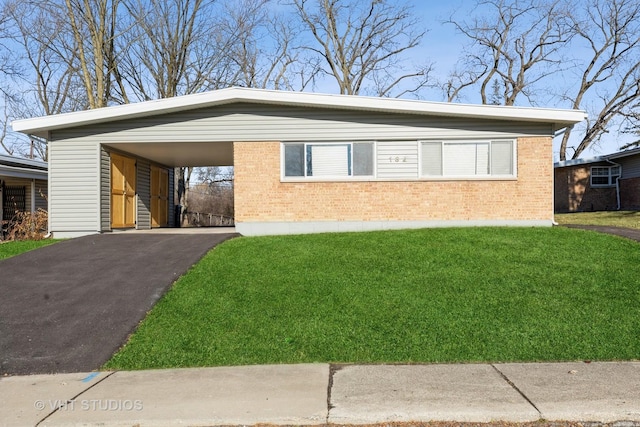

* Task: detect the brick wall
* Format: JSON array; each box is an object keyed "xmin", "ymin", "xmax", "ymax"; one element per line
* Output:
[
  {"xmin": 619, "ymin": 176, "xmax": 640, "ymax": 210},
  {"xmin": 554, "ymin": 165, "xmax": 617, "ymax": 212},
  {"xmin": 234, "ymin": 137, "xmax": 553, "ymax": 224}
]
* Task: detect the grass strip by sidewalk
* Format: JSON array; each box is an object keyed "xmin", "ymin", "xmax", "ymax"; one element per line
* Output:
[
  {"xmin": 105, "ymin": 227, "xmax": 640, "ymax": 369},
  {"xmin": 0, "ymin": 239, "xmax": 57, "ymax": 260}
]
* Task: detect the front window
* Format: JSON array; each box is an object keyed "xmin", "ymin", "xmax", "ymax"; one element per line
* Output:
[
  {"xmin": 421, "ymin": 140, "xmax": 515, "ymax": 177},
  {"xmin": 283, "ymin": 142, "xmax": 374, "ymax": 179},
  {"xmin": 591, "ymin": 166, "xmax": 620, "ymax": 187}
]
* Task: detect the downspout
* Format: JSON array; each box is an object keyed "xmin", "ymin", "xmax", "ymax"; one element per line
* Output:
[
  {"xmin": 606, "ymin": 158, "xmax": 622, "ymax": 210},
  {"xmin": 551, "ymin": 126, "xmax": 572, "ymax": 226}
]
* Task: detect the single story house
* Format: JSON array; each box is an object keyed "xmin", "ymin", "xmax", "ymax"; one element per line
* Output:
[
  {"xmin": 12, "ymin": 87, "xmax": 586, "ymax": 238},
  {"xmin": 0, "ymin": 154, "xmax": 48, "ymax": 222},
  {"xmin": 554, "ymin": 147, "xmax": 640, "ymax": 212}
]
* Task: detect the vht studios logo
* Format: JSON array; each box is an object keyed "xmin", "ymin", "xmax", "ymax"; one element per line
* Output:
[{"xmin": 34, "ymin": 399, "xmax": 143, "ymax": 411}]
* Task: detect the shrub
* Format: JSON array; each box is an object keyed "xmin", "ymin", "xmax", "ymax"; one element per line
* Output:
[{"xmin": 2, "ymin": 209, "xmax": 48, "ymax": 241}]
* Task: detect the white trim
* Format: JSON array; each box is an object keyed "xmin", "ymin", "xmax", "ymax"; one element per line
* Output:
[
  {"xmin": 590, "ymin": 165, "xmax": 621, "ymax": 187},
  {"xmin": 236, "ymin": 220, "xmax": 553, "ymax": 236},
  {"xmin": 0, "ymin": 164, "xmax": 48, "ymax": 180},
  {"xmin": 13, "ymin": 87, "xmax": 587, "ymax": 139},
  {"xmin": 52, "ymin": 230, "xmax": 100, "ymax": 239}
]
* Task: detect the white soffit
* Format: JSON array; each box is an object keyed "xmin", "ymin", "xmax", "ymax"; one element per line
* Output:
[{"xmin": 12, "ymin": 87, "xmax": 588, "ymax": 139}]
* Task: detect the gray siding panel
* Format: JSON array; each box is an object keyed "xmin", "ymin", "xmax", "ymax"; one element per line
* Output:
[
  {"xmin": 617, "ymin": 156, "xmax": 640, "ymax": 179},
  {"xmin": 34, "ymin": 179, "xmax": 47, "ymax": 211},
  {"xmin": 376, "ymin": 141, "xmax": 419, "ymax": 179},
  {"xmin": 137, "ymin": 158, "xmax": 151, "ymax": 229},
  {"xmin": 168, "ymin": 168, "xmax": 175, "ymax": 227},
  {"xmin": 50, "ymin": 103, "xmax": 553, "ymax": 144},
  {"xmin": 100, "ymin": 146, "xmax": 110, "ymax": 231},
  {"xmin": 49, "ymin": 140, "xmax": 100, "ymax": 233}
]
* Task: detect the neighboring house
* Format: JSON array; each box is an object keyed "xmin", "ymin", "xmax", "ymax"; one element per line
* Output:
[
  {"xmin": 12, "ymin": 87, "xmax": 585, "ymax": 238},
  {"xmin": 0, "ymin": 154, "xmax": 48, "ymax": 222},
  {"xmin": 554, "ymin": 147, "xmax": 640, "ymax": 212}
]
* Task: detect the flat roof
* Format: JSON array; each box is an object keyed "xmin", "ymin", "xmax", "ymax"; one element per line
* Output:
[
  {"xmin": 12, "ymin": 87, "xmax": 587, "ymax": 139},
  {"xmin": 0, "ymin": 154, "xmax": 47, "ymax": 170}
]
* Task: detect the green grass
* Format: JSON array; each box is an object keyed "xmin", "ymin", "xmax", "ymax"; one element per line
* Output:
[
  {"xmin": 0, "ymin": 239, "xmax": 57, "ymax": 260},
  {"xmin": 105, "ymin": 227, "xmax": 640, "ymax": 370},
  {"xmin": 555, "ymin": 210, "xmax": 640, "ymax": 229}
]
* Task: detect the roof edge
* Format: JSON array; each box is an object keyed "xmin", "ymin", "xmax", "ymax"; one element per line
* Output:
[{"xmin": 12, "ymin": 87, "xmax": 588, "ymax": 138}]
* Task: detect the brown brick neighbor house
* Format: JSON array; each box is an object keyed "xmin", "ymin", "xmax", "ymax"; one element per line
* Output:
[
  {"xmin": 12, "ymin": 87, "xmax": 586, "ymax": 238},
  {"xmin": 554, "ymin": 147, "xmax": 640, "ymax": 213}
]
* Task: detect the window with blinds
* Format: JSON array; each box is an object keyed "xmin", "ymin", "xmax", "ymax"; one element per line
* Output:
[
  {"xmin": 283, "ymin": 142, "xmax": 374, "ymax": 179},
  {"xmin": 421, "ymin": 140, "xmax": 515, "ymax": 178}
]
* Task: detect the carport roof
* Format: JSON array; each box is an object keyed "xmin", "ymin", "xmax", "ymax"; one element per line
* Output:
[{"xmin": 12, "ymin": 87, "xmax": 587, "ymax": 140}]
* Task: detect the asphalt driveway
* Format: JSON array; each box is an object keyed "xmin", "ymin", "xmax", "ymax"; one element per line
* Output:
[{"xmin": 0, "ymin": 232, "xmax": 238, "ymax": 375}]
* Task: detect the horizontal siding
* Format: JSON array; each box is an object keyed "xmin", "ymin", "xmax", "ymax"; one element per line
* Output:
[
  {"xmin": 376, "ymin": 141, "xmax": 419, "ymax": 179},
  {"xmin": 50, "ymin": 103, "xmax": 553, "ymax": 145},
  {"xmin": 137, "ymin": 159, "xmax": 151, "ymax": 229},
  {"xmin": 617, "ymin": 156, "xmax": 640, "ymax": 179},
  {"xmin": 34, "ymin": 179, "xmax": 47, "ymax": 211},
  {"xmin": 100, "ymin": 146, "xmax": 110, "ymax": 231},
  {"xmin": 168, "ymin": 168, "xmax": 175, "ymax": 227},
  {"xmin": 49, "ymin": 140, "xmax": 99, "ymax": 232}
]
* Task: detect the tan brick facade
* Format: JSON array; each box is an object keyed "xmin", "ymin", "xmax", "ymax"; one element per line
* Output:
[{"xmin": 234, "ymin": 137, "xmax": 553, "ymax": 225}]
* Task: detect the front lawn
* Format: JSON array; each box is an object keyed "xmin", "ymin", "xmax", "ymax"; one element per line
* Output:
[
  {"xmin": 105, "ymin": 227, "xmax": 640, "ymax": 370},
  {"xmin": 555, "ymin": 210, "xmax": 640, "ymax": 229},
  {"xmin": 0, "ymin": 239, "xmax": 57, "ymax": 260}
]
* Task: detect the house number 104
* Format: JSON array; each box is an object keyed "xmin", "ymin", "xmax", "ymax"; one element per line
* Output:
[{"xmin": 389, "ymin": 156, "xmax": 407, "ymax": 163}]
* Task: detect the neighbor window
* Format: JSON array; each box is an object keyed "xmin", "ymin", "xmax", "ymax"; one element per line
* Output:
[
  {"xmin": 421, "ymin": 140, "xmax": 515, "ymax": 177},
  {"xmin": 591, "ymin": 166, "xmax": 620, "ymax": 187},
  {"xmin": 283, "ymin": 142, "xmax": 374, "ymax": 178}
]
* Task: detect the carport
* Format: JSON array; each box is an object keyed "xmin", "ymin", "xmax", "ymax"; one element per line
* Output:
[
  {"xmin": 13, "ymin": 91, "xmax": 241, "ymax": 238},
  {"xmin": 100, "ymin": 141, "xmax": 234, "ymax": 231}
]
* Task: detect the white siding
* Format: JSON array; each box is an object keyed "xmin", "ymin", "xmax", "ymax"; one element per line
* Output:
[
  {"xmin": 49, "ymin": 140, "xmax": 100, "ymax": 234},
  {"xmin": 376, "ymin": 141, "xmax": 419, "ymax": 179},
  {"xmin": 51, "ymin": 103, "xmax": 552, "ymax": 144}
]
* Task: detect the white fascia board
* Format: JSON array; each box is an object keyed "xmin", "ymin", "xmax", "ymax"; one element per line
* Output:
[
  {"xmin": 0, "ymin": 164, "xmax": 48, "ymax": 180},
  {"xmin": 12, "ymin": 87, "xmax": 587, "ymax": 139}
]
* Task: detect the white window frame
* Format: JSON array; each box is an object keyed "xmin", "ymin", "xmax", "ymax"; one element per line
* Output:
[
  {"xmin": 281, "ymin": 141, "xmax": 376, "ymax": 181},
  {"xmin": 418, "ymin": 139, "xmax": 517, "ymax": 180},
  {"xmin": 590, "ymin": 165, "xmax": 621, "ymax": 187}
]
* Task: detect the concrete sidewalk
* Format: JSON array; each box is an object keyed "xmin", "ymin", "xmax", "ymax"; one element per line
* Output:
[{"xmin": 1, "ymin": 362, "xmax": 639, "ymax": 427}]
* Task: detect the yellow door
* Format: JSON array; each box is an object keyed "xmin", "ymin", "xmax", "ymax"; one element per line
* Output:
[
  {"xmin": 151, "ymin": 165, "xmax": 169, "ymax": 227},
  {"xmin": 111, "ymin": 153, "xmax": 136, "ymax": 228}
]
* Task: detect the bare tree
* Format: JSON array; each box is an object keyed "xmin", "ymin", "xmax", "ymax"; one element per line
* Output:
[
  {"xmin": 117, "ymin": 0, "xmax": 240, "ymax": 100},
  {"xmin": 59, "ymin": 0, "xmax": 123, "ymax": 108},
  {"xmin": 558, "ymin": 0, "xmax": 640, "ymax": 160},
  {"xmin": 221, "ymin": 0, "xmax": 319, "ymax": 90},
  {"xmin": 445, "ymin": 0, "xmax": 572, "ymax": 105},
  {"xmin": 4, "ymin": 0, "xmax": 92, "ymax": 159},
  {"xmin": 290, "ymin": 0, "xmax": 431, "ymax": 97}
]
